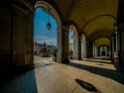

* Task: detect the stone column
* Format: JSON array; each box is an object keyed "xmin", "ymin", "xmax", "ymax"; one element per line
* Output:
[
  {"xmin": 81, "ymin": 35, "xmax": 86, "ymax": 59},
  {"xmin": 105, "ymin": 48, "xmax": 107, "ymax": 57},
  {"xmin": 86, "ymin": 41, "xmax": 93, "ymax": 58},
  {"xmin": 122, "ymin": 29, "xmax": 124, "ymax": 51},
  {"xmin": 24, "ymin": 12, "xmax": 34, "ymax": 68},
  {"xmin": 12, "ymin": 8, "xmax": 26, "ymax": 66},
  {"xmin": 100, "ymin": 47, "xmax": 102, "ymax": 56},
  {"xmin": 93, "ymin": 44, "xmax": 98, "ymax": 58},
  {"xmin": 111, "ymin": 37, "xmax": 115, "ymax": 62},
  {"xmin": 86, "ymin": 41, "xmax": 89, "ymax": 58},
  {"xmin": 107, "ymin": 46, "xmax": 109, "ymax": 56},
  {"xmin": 95, "ymin": 45, "xmax": 98, "ymax": 57},
  {"xmin": 117, "ymin": 23, "xmax": 124, "ymax": 67},
  {"xmin": 12, "ymin": 2, "xmax": 34, "ymax": 68},
  {"xmin": 61, "ymin": 26, "xmax": 69, "ymax": 63},
  {"xmin": 73, "ymin": 34, "xmax": 78, "ymax": 59},
  {"xmin": 78, "ymin": 35, "xmax": 82, "ymax": 60},
  {"xmin": 89, "ymin": 42, "xmax": 93, "ymax": 58},
  {"xmin": 0, "ymin": 0, "xmax": 12, "ymax": 69},
  {"xmin": 97, "ymin": 47, "xmax": 100, "ymax": 56},
  {"xmin": 93, "ymin": 43, "xmax": 95, "ymax": 58},
  {"xmin": 115, "ymin": 31, "xmax": 118, "ymax": 51},
  {"xmin": 57, "ymin": 23, "xmax": 62, "ymax": 62}
]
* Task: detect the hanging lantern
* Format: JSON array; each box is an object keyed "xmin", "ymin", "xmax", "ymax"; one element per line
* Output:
[
  {"xmin": 47, "ymin": 8, "xmax": 52, "ymax": 31},
  {"xmin": 47, "ymin": 22, "xmax": 52, "ymax": 30}
]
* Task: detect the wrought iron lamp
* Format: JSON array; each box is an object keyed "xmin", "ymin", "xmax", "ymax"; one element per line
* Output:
[
  {"xmin": 47, "ymin": 22, "xmax": 51, "ymax": 30},
  {"xmin": 47, "ymin": 8, "xmax": 52, "ymax": 30}
]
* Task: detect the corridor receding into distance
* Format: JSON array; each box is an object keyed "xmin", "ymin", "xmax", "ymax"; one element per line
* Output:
[{"xmin": 0, "ymin": 0, "xmax": 124, "ymax": 93}]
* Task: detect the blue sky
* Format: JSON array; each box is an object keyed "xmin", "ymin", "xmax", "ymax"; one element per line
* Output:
[
  {"xmin": 34, "ymin": 8, "xmax": 57, "ymax": 46},
  {"xmin": 69, "ymin": 31, "xmax": 73, "ymax": 44},
  {"xmin": 34, "ymin": 8, "xmax": 73, "ymax": 46}
]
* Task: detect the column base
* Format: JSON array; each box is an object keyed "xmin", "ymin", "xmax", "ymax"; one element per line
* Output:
[
  {"xmin": 12, "ymin": 63, "xmax": 35, "ymax": 72},
  {"xmin": 29, "ymin": 63, "xmax": 35, "ymax": 69},
  {"xmin": 61, "ymin": 59, "xmax": 70, "ymax": 64},
  {"xmin": 78, "ymin": 57, "xmax": 82, "ymax": 60}
]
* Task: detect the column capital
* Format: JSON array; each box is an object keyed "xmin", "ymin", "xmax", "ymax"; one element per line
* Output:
[{"xmin": 62, "ymin": 25, "xmax": 69, "ymax": 32}]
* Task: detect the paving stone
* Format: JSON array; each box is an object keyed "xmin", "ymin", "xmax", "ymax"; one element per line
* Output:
[{"xmin": 0, "ymin": 56, "xmax": 124, "ymax": 93}]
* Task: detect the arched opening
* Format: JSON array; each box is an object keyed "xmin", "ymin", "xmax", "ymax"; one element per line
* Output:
[
  {"xmin": 80, "ymin": 15, "xmax": 115, "ymax": 59},
  {"xmin": 81, "ymin": 15, "xmax": 117, "ymax": 35},
  {"xmin": 93, "ymin": 37, "xmax": 111, "ymax": 59},
  {"xmin": 69, "ymin": 25, "xmax": 78, "ymax": 59},
  {"xmin": 69, "ymin": 31, "xmax": 73, "ymax": 59},
  {"xmin": 34, "ymin": 1, "xmax": 62, "ymax": 62},
  {"xmin": 34, "ymin": 8, "xmax": 57, "ymax": 57},
  {"xmin": 102, "ymin": 51, "xmax": 106, "ymax": 56},
  {"xmin": 99, "ymin": 46, "xmax": 109, "ymax": 58}
]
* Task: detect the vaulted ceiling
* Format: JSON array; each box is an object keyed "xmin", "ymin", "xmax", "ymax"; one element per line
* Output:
[
  {"xmin": 94, "ymin": 38, "xmax": 110, "ymax": 47},
  {"xmin": 51, "ymin": 0, "xmax": 117, "ymax": 46}
]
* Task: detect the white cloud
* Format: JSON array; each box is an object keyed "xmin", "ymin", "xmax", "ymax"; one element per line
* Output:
[{"xmin": 34, "ymin": 36, "xmax": 57, "ymax": 46}]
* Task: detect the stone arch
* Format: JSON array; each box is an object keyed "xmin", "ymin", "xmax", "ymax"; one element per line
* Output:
[
  {"xmin": 34, "ymin": 1, "xmax": 62, "ymax": 62},
  {"xmin": 81, "ymin": 14, "xmax": 117, "ymax": 31},
  {"xmin": 67, "ymin": 20, "xmax": 80, "ymax": 32},
  {"xmin": 99, "ymin": 46, "xmax": 109, "ymax": 57},
  {"xmin": 80, "ymin": 14, "xmax": 117, "ymax": 36},
  {"xmin": 35, "ymin": 1, "xmax": 61, "ymax": 25},
  {"xmin": 94, "ymin": 37, "xmax": 110, "ymax": 47},
  {"xmin": 97, "ymin": 39, "xmax": 111, "ymax": 57},
  {"xmin": 94, "ymin": 37, "xmax": 111, "ymax": 57},
  {"xmin": 88, "ymin": 28, "xmax": 112, "ymax": 42}
]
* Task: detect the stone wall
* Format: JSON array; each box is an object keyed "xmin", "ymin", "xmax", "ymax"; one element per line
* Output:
[
  {"xmin": 0, "ymin": 1, "xmax": 12, "ymax": 69},
  {"xmin": 0, "ymin": 0, "xmax": 34, "ymax": 70},
  {"xmin": 61, "ymin": 27, "xmax": 69, "ymax": 63}
]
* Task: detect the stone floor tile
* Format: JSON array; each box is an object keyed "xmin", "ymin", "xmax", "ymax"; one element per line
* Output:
[{"xmin": 0, "ymin": 56, "xmax": 124, "ymax": 93}]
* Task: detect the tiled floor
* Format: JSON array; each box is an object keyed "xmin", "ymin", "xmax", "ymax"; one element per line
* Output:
[{"xmin": 0, "ymin": 56, "xmax": 124, "ymax": 93}]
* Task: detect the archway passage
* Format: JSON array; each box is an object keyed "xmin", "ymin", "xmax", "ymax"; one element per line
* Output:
[
  {"xmin": 69, "ymin": 25, "xmax": 79, "ymax": 59},
  {"xmin": 69, "ymin": 31, "xmax": 73, "ymax": 59},
  {"xmin": 102, "ymin": 51, "xmax": 106, "ymax": 56},
  {"xmin": 34, "ymin": 8, "xmax": 57, "ymax": 58},
  {"xmin": 35, "ymin": 1, "xmax": 70, "ymax": 63}
]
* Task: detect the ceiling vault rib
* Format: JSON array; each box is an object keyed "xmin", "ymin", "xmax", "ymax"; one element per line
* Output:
[
  {"xmin": 80, "ymin": 14, "xmax": 117, "ymax": 34},
  {"xmin": 65, "ymin": 0, "xmax": 77, "ymax": 21}
]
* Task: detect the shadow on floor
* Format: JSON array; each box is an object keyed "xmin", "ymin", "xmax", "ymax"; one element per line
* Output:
[
  {"xmin": 68, "ymin": 62, "xmax": 124, "ymax": 85},
  {"xmin": 75, "ymin": 79, "xmax": 101, "ymax": 93},
  {"xmin": 0, "ymin": 68, "xmax": 38, "ymax": 93},
  {"xmin": 82, "ymin": 59, "xmax": 112, "ymax": 64}
]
